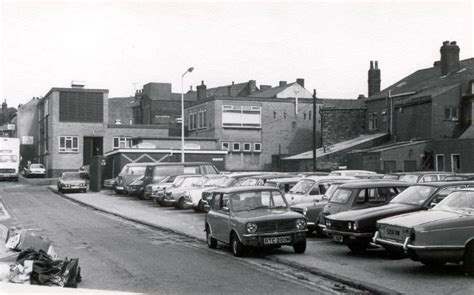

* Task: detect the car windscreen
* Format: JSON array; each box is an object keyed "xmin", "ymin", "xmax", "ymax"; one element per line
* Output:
[
  {"xmin": 328, "ymin": 188, "xmax": 352, "ymax": 204},
  {"xmin": 152, "ymin": 166, "xmax": 184, "ymax": 179},
  {"xmin": 62, "ymin": 172, "xmax": 81, "ymax": 179},
  {"xmin": 434, "ymin": 191, "xmax": 474, "ymax": 211},
  {"xmin": 399, "ymin": 174, "xmax": 419, "ymax": 183},
  {"xmin": 289, "ymin": 179, "xmax": 315, "ymax": 194},
  {"xmin": 204, "ymin": 176, "xmax": 228, "ymax": 187},
  {"xmin": 126, "ymin": 166, "xmax": 147, "ymax": 175},
  {"xmin": 178, "ymin": 176, "xmax": 203, "ymax": 187},
  {"xmin": 383, "ymin": 175, "xmax": 399, "ymax": 180},
  {"xmin": 323, "ymin": 183, "xmax": 342, "ymax": 200},
  {"xmin": 30, "ymin": 164, "xmax": 44, "ymax": 169},
  {"xmin": 389, "ymin": 185, "xmax": 437, "ymax": 205},
  {"xmin": 229, "ymin": 190, "xmax": 287, "ymax": 212}
]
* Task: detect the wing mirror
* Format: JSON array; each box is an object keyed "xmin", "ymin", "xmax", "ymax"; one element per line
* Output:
[
  {"xmin": 222, "ymin": 206, "xmax": 230, "ymax": 213},
  {"xmin": 429, "ymin": 202, "xmax": 437, "ymax": 208}
]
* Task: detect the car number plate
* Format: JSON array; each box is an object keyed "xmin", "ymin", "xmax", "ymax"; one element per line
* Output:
[
  {"xmin": 263, "ymin": 236, "xmax": 291, "ymax": 245},
  {"xmin": 333, "ymin": 235, "xmax": 344, "ymax": 243}
]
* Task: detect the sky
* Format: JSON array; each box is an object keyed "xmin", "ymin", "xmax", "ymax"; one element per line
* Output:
[{"xmin": 1, "ymin": 0, "xmax": 473, "ymax": 108}]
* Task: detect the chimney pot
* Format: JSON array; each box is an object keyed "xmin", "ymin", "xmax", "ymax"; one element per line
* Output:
[
  {"xmin": 370, "ymin": 61, "xmax": 374, "ymax": 69},
  {"xmin": 368, "ymin": 61, "xmax": 381, "ymax": 97},
  {"xmin": 450, "ymin": 41, "xmax": 457, "ymax": 45},
  {"xmin": 374, "ymin": 61, "xmax": 378, "ymax": 69},
  {"xmin": 443, "ymin": 40, "xmax": 450, "ymax": 45}
]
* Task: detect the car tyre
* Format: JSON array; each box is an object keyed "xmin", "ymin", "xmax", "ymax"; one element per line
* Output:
[
  {"xmin": 231, "ymin": 233, "xmax": 245, "ymax": 257},
  {"xmin": 348, "ymin": 242, "xmax": 368, "ymax": 253},
  {"xmin": 293, "ymin": 239, "xmax": 306, "ymax": 254},
  {"xmin": 463, "ymin": 242, "xmax": 474, "ymax": 275},
  {"xmin": 206, "ymin": 229, "xmax": 218, "ymax": 249},
  {"xmin": 177, "ymin": 197, "xmax": 185, "ymax": 209}
]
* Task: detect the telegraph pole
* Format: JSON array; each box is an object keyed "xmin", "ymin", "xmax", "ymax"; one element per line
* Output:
[{"xmin": 312, "ymin": 89, "xmax": 317, "ymax": 172}]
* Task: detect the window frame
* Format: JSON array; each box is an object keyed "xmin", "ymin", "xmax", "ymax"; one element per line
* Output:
[
  {"xmin": 221, "ymin": 142, "xmax": 229, "ymax": 151},
  {"xmin": 232, "ymin": 142, "xmax": 241, "ymax": 152},
  {"xmin": 222, "ymin": 105, "xmax": 261, "ymax": 129},
  {"xmin": 243, "ymin": 142, "xmax": 251, "ymax": 152},
  {"xmin": 113, "ymin": 137, "xmax": 132, "ymax": 149},
  {"xmin": 59, "ymin": 136, "xmax": 79, "ymax": 153},
  {"xmin": 253, "ymin": 143, "xmax": 262, "ymax": 152}
]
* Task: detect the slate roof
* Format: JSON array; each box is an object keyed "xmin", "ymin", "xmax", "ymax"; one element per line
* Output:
[
  {"xmin": 250, "ymin": 83, "xmax": 296, "ymax": 98},
  {"xmin": 367, "ymin": 58, "xmax": 474, "ymax": 101}
]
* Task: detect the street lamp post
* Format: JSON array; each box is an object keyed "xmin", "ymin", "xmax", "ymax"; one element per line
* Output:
[{"xmin": 181, "ymin": 67, "xmax": 194, "ymax": 163}]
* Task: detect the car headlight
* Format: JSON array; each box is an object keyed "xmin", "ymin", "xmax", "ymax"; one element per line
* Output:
[
  {"xmin": 353, "ymin": 221, "xmax": 358, "ymax": 231},
  {"xmin": 246, "ymin": 222, "xmax": 258, "ymax": 233},
  {"xmin": 348, "ymin": 222, "xmax": 352, "ymax": 230},
  {"xmin": 303, "ymin": 207, "xmax": 308, "ymax": 216},
  {"xmin": 296, "ymin": 218, "xmax": 306, "ymax": 230},
  {"xmin": 326, "ymin": 220, "xmax": 331, "ymax": 227}
]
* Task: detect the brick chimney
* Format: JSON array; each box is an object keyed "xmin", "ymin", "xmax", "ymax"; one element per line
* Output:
[
  {"xmin": 368, "ymin": 61, "xmax": 381, "ymax": 97},
  {"xmin": 296, "ymin": 78, "xmax": 305, "ymax": 88},
  {"xmin": 197, "ymin": 81, "xmax": 207, "ymax": 101},
  {"xmin": 279, "ymin": 81, "xmax": 287, "ymax": 87},
  {"xmin": 248, "ymin": 80, "xmax": 257, "ymax": 94},
  {"xmin": 440, "ymin": 41, "xmax": 460, "ymax": 75}
]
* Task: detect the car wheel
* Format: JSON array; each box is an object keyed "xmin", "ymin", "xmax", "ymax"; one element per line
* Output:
[
  {"xmin": 463, "ymin": 242, "xmax": 474, "ymax": 275},
  {"xmin": 231, "ymin": 233, "xmax": 245, "ymax": 257},
  {"xmin": 293, "ymin": 239, "xmax": 306, "ymax": 254},
  {"xmin": 348, "ymin": 242, "xmax": 368, "ymax": 253},
  {"xmin": 206, "ymin": 229, "xmax": 218, "ymax": 249},
  {"xmin": 177, "ymin": 197, "xmax": 185, "ymax": 209},
  {"xmin": 420, "ymin": 259, "xmax": 446, "ymax": 268},
  {"xmin": 384, "ymin": 246, "xmax": 406, "ymax": 259}
]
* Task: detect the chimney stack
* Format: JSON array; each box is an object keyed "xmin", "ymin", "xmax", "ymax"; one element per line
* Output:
[
  {"xmin": 197, "ymin": 81, "xmax": 207, "ymax": 101},
  {"xmin": 296, "ymin": 78, "xmax": 305, "ymax": 88},
  {"xmin": 368, "ymin": 60, "xmax": 381, "ymax": 97},
  {"xmin": 248, "ymin": 80, "xmax": 257, "ymax": 94},
  {"xmin": 279, "ymin": 81, "xmax": 287, "ymax": 87},
  {"xmin": 440, "ymin": 40, "xmax": 460, "ymax": 75}
]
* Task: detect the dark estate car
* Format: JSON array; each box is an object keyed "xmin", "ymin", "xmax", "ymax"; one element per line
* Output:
[
  {"xmin": 205, "ymin": 186, "xmax": 307, "ymax": 257},
  {"xmin": 325, "ymin": 181, "xmax": 474, "ymax": 254},
  {"xmin": 57, "ymin": 171, "xmax": 87, "ymax": 193},
  {"xmin": 374, "ymin": 188, "xmax": 474, "ymax": 274},
  {"xmin": 319, "ymin": 180, "xmax": 410, "ymax": 234}
]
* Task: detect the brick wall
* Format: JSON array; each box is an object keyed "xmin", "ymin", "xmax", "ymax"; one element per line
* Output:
[
  {"xmin": 321, "ymin": 109, "xmax": 366, "ymax": 146},
  {"xmin": 431, "ymin": 138, "xmax": 474, "ymax": 172},
  {"xmin": 393, "ymin": 102, "xmax": 431, "ymax": 141},
  {"xmin": 431, "ymin": 85, "xmax": 463, "ymax": 139}
]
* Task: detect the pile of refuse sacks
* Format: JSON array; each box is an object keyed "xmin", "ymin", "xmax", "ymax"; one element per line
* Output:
[{"xmin": 0, "ymin": 228, "xmax": 81, "ymax": 288}]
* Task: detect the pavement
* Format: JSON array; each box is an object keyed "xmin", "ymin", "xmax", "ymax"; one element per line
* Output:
[{"xmin": 52, "ymin": 187, "xmax": 399, "ymax": 295}]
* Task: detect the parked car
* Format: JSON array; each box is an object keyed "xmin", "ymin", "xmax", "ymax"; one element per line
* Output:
[
  {"xmin": 103, "ymin": 177, "xmax": 116, "ymax": 190},
  {"xmin": 329, "ymin": 170, "xmax": 377, "ymax": 177},
  {"xmin": 114, "ymin": 162, "xmax": 154, "ymax": 194},
  {"xmin": 127, "ymin": 175, "xmax": 146, "ymax": 198},
  {"xmin": 24, "ymin": 163, "xmax": 46, "ymax": 178},
  {"xmin": 325, "ymin": 181, "xmax": 474, "ymax": 253},
  {"xmin": 285, "ymin": 176, "xmax": 357, "ymax": 206},
  {"xmin": 205, "ymin": 186, "xmax": 307, "ymax": 257},
  {"xmin": 297, "ymin": 171, "xmax": 330, "ymax": 177},
  {"xmin": 143, "ymin": 162, "xmax": 219, "ymax": 190},
  {"xmin": 264, "ymin": 177, "xmax": 301, "ymax": 194},
  {"xmin": 374, "ymin": 188, "xmax": 474, "ymax": 274},
  {"xmin": 161, "ymin": 175, "xmax": 208, "ymax": 207},
  {"xmin": 57, "ymin": 171, "xmax": 87, "ymax": 193},
  {"xmin": 398, "ymin": 172, "xmax": 453, "ymax": 184},
  {"xmin": 78, "ymin": 165, "xmax": 90, "ymax": 179},
  {"xmin": 147, "ymin": 175, "xmax": 179, "ymax": 203},
  {"xmin": 233, "ymin": 173, "xmax": 290, "ymax": 187},
  {"xmin": 290, "ymin": 179, "xmax": 360, "ymax": 235},
  {"xmin": 180, "ymin": 175, "xmax": 231, "ymax": 210},
  {"xmin": 319, "ymin": 180, "xmax": 410, "ymax": 235}
]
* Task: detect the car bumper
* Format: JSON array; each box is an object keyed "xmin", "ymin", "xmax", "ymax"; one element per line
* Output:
[
  {"xmin": 184, "ymin": 200, "xmax": 198, "ymax": 209},
  {"xmin": 241, "ymin": 230, "xmax": 307, "ymax": 247},
  {"xmin": 373, "ymin": 232, "xmax": 465, "ymax": 262},
  {"xmin": 323, "ymin": 228, "xmax": 373, "ymax": 243},
  {"xmin": 161, "ymin": 198, "xmax": 177, "ymax": 206},
  {"xmin": 114, "ymin": 186, "xmax": 125, "ymax": 193}
]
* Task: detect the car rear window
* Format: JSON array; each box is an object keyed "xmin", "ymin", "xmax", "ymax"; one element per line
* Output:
[
  {"xmin": 329, "ymin": 189, "xmax": 352, "ymax": 204},
  {"xmin": 399, "ymin": 174, "xmax": 419, "ymax": 183},
  {"xmin": 127, "ymin": 166, "xmax": 147, "ymax": 175}
]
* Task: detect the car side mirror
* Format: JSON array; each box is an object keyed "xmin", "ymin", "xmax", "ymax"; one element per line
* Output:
[
  {"xmin": 429, "ymin": 202, "xmax": 437, "ymax": 208},
  {"xmin": 222, "ymin": 206, "xmax": 230, "ymax": 213}
]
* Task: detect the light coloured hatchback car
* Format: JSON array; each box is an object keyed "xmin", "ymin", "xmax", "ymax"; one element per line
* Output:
[
  {"xmin": 24, "ymin": 163, "xmax": 46, "ymax": 178},
  {"xmin": 57, "ymin": 172, "xmax": 87, "ymax": 193},
  {"xmin": 374, "ymin": 188, "xmax": 474, "ymax": 274}
]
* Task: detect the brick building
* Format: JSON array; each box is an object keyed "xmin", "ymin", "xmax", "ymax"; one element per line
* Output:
[{"xmin": 185, "ymin": 79, "xmax": 323, "ymax": 171}]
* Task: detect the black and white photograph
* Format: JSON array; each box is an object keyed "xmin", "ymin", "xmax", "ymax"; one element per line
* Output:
[{"xmin": 0, "ymin": 0, "xmax": 473, "ymax": 294}]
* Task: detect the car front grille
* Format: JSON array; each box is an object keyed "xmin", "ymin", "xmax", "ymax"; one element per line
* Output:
[
  {"xmin": 256, "ymin": 219, "xmax": 296, "ymax": 233},
  {"xmin": 328, "ymin": 220, "xmax": 349, "ymax": 231}
]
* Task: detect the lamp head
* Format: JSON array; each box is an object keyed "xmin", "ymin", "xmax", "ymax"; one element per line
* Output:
[{"xmin": 188, "ymin": 67, "xmax": 194, "ymax": 73}]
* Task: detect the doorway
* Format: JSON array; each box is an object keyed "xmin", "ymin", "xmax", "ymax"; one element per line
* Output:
[{"xmin": 83, "ymin": 137, "xmax": 103, "ymax": 165}]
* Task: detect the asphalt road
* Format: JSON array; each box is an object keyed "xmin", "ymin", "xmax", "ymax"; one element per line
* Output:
[{"xmin": 0, "ymin": 182, "xmax": 353, "ymax": 294}]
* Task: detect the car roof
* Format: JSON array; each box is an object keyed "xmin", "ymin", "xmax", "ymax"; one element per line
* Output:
[
  {"xmin": 456, "ymin": 187, "xmax": 474, "ymax": 192},
  {"xmin": 408, "ymin": 180, "xmax": 474, "ymax": 187},
  {"xmin": 330, "ymin": 170, "xmax": 377, "ymax": 174},
  {"xmin": 338, "ymin": 180, "xmax": 410, "ymax": 188},
  {"xmin": 124, "ymin": 162, "xmax": 156, "ymax": 167},
  {"xmin": 401, "ymin": 171, "xmax": 453, "ymax": 175},
  {"xmin": 211, "ymin": 186, "xmax": 281, "ymax": 194},
  {"xmin": 146, "ymin": 162, "xmax": 212, "ymax": 167},
  {"xmin": 302, "ymin": 175, "xmax": 358, "ymax": 181},
  {"xmin": 265, "ymin": 177, "xmax": 301, "ymax": 183}
]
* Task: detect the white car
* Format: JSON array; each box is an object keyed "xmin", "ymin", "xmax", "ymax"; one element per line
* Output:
[
  {"xmin": 24, "ymin": 164, "xmax": 47, "ymax": 178},
  {"xmin": 182, "ymin": 175, "xmax": 231, "ymax": 210},
  {"xmin": 285, "ymin": 176, "xmax": 357, "ymax": 206}
]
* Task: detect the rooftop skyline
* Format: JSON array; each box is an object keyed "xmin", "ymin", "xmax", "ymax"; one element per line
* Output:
[{"xmin": 1, "ymin": 0, "xmax": 473, "ymax": 107}]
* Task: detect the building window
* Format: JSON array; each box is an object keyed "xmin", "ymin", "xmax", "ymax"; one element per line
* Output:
[
  {"xmin": 303, "ymin": 112, "xmax": 307, "ymax": 120},
  {"xmin": 222, "ymin": 105, "xmax": 261, "ymax": 128},
  {"xmin": 59, "ymin": 91, "xmax": 103, "ymax": 123},
  {"xmin": 382, "ymin": 109, "xmax": 388, "ymax": 123},
  {"xmin": 309, "ymin": 111, "xmax": 312, "ymax": 121},
  {"xmin": 232, "ymin": 142, "xmax": 240, "ymax": 151},
  {"xmin": 59, "ymin": 136, "xmax": 79, "ymax": 152},
  {"xmin": 444, "ymin": 107, "xmax": 459, "ymax": 121},
  {"xmin": 243, "ymin": 143, "xmax": 251, "ymax": 152},
  {"xmin": 368, "ymin": 113, "xmax": 378, "ymax": 130},
  {"xmin": 197, "ymin": 109, "xmax": 207, "ymax": 129},
  {"xmin": 273, "ymin": 111, "xmax": 276, "ymax": 119},
  {"xmin": 221, "ymin": 142, "xmax": 229, "ymax": 151},
  {"xmin": 254, "ymin": 143, "xmax": 261, "ymax": 152},
  {"xmin": 436, "ymin": 154, "xmax": 445, "ymax": 171},
  {"xmin": 113, "ymin": 137, "xmax": 132, "ymax": 149},
  {"xmin": 451, "ymin": 154, "xmax": 461, "ymax": 172}
]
